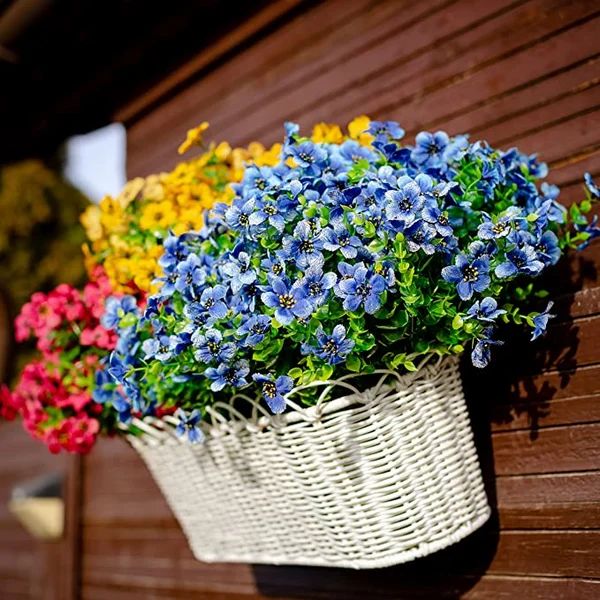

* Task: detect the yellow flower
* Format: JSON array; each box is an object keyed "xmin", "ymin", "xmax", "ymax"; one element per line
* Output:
[
  {"xmin": 139, "ymin": 200, "xmax": 177, "ymax": 231},
  {"xmin": 80, "ymin": 205, "xmax": 103, "ymax": 242},
  {"xmin": 348, "ymin": 115, "xmax": 374, "ymax": 146},
  {"xmin": 214, "ymin": 141, "xmax": 232, "ymax": 161},
  {"xmin": 99, "ymin": 195, "xmax": 128, "ymax": 233},
  {"xmin": 178, "ymin": 121, "xmax": 209, "ymax": 155},
  {"xmin": 311, "ymin": 122, "xmax": 344, "ymax": 144},
  {"xmin": 251, "ymin": 142, "xmax": 282, "ymax": 167}
]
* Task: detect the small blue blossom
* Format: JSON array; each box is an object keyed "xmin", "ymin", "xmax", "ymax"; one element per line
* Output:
[
  {"xmin": 199, "ymin": 285, "xmax": 228, "ymax": 319},
  {"xmin": 288, "ymin": 141, "xmax": 327, "ymax": 171},
  {"xmin": 404, "ymin": 220, "xmax": 437, "ymax": 254},
  {"xmin": 322, "ymin": 220, "xmax": 362, "ymax": 259},
  {"xmin": 422, "ymin": 202, "xmax": 453, "ymax": 237},
  {"xmin": 466, "ymin": 297, "xmax": 506, "ymax": 322},
  {"xmin": 471, "ymin": 328, "xmax": 504, "ymax": 368},
  {"xmin": 174, "ymin": 408, "xmax": 204, "ymax": 443},
  {"xmin": 236, "ymin": 314, "xmax": 272, "ymax": 347},
  {"xmin": 301, "ymin": 325, "xmax": 355, "ymax": 365},
  {"xmin": 260, "ymin": 274, "xmax": 312, "ymax": 325},
  {"xmin": 411, "ymin": 131, "xmax": 449, "ymax": 166},
  {"xmin": 281, "ymin": 220, "xmax": 325, "ymax": 269},
  {"xmin": 175, "ymin": 253, "xmax": 206, "ymax": 295},
  {"xmin": 441, "ymin": 254, "xmax": 491, "ymax": 301},
  {"xmin": 531, "ymin": 301, "xmax": 555, "ymax": 340},
  {"xmin": 142, "ymin": 334, "xmax": 177, "ymax": 362},
  {"xmin": 204, "ymin": 360, "xmax": 250, "ymax": 391},
  {"xmin": 477, "ymin": 208, "xmax": 520, "ymax": 240},
  {"xmin": 335, "ymin": 262, "xmax": 386, "ymax": 314},
  {"xmin": 367, "ymin": 120, "xmax": 405, "ymax": 143},
  {"xmin": 193, "ymin": 329, "xmax": 237, "ymax": 363},
  {"xmin": 298, "ymin": 265, "xmax": 337, "ymax": 308},
  {"xmin": 101, "ymin": 295, "xmax": 138, "ymax": 330},
  {"xmin": 535, "ymin": 230, "xmax": 561, "ymax": 266},
  {"xmin": 221, "ymin": 251, "xmax": 256, "ymax": 294},
  {"xmin": 495, "ymin": 246, "xmax": 544, "ymax": 278},
  {"xmin": 252, "ymin": 373, "xmax": 293, "ymax": 414},
  {"xmin": 384, "ymin": 181, "xmax": 424, "ymax": 227}
]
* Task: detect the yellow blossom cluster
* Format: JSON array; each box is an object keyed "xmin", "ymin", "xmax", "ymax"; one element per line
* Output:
[{"xmin": 81, "ymin": 117, "xmax": 372, "ymax": 294}]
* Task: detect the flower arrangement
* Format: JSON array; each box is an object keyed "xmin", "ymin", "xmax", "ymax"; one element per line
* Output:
[
  {"xmin": 91, "ymin": 118, "xmax": 599, "ymax": 441},
  {"xmin": 81, "ymin": 124, "xmax": 281, "ymax": 294},
  {"xmin": 2, "ymin": 118, "xmax": 598, "ymax": 454},
  {"xmin": 0, "ymin": 268, "xmax": 117, "ymax": 453}
]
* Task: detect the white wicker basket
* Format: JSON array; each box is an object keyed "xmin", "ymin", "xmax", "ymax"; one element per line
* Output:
[{"xmin": 127, "ymin": 357, "xmax": 490, "ymax": 569}]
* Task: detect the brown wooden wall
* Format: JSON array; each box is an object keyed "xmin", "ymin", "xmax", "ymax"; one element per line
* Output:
[{"xmin": 1, "ymin": 0, "xmax": 599, "ymax": 598}]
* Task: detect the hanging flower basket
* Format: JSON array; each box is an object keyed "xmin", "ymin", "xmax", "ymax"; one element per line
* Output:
[{"xmin": 127, "ymin": 357, "xmax": 489, "ymax": 569}]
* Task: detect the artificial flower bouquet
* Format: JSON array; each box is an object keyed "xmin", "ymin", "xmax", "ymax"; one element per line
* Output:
[{"xmin": 1, "ymin": 117, "xmax": 598, "ymax": 568}]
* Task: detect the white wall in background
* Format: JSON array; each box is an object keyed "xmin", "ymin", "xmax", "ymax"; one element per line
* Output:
[{"xmin": 64, "ymin": 122, "xmax": 126, "ymax": 202}]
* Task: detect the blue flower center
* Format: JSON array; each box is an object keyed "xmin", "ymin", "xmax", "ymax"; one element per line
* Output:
[
  {"xmin": 357, "ymin": 283, "xmax": 372, "ymax": 298},
  {"xmin": 309, "ymin": 282, "xmax": 322, "ymax": 296},
  {"xmin": 299, "ymin": 240, "xmax": 314, "ymax": 253},
  {"xmin": 278, "ymin": 294, "xmax": 296, "ymax": 309},
  {"xmin": 323, "ymin": 339, "xmax": 338, "ymax": 355},
  {"xmin": 263, "ymin": 381, "xmax": 277, "ymax": 398},
  {"xmin": 462, "ymin": 265, "xmax": 479, "ymax": 282}
]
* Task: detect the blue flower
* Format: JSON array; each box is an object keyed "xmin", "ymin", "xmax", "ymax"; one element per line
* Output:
[
  {"xmin": 367, "ymin": 120, "xmax": 405, "ymax": 143},
  {"xmin": 384, "ymin": 181, "xmax": 424, "ymax": 227},
  {"xmin": 322, "ymin": 220, "xmax": 362, "ymax": 259},
  {"xmin": 422, "ymin": 202, "xmax": 453, "ymax": 237},
  {"xmin": 535, "ymin": 231, "xmax": 561, "ymax": 266},
  {"xmin": 441, "ymin": 254, "xmax": 491, "ymax": 301},
  {"xmin": 199, "ymin": 285, "xmax": 228, "ymax": 319},
  {"xmin": 288, "ymin": 141, "xmax": 327, "ymax": 171},
  {"xmin": 477, "ymin": 208, "xmax": 520, "ymax": 240},
  {"xmin": 495, "ymin": 246, "xmax": 544, "ymax": 278},
  {"xmin": 471, "ymin": 328, "xmax": 503, "ymax": 368},
  {"xmin": 404, "ymin": 220, "xmax": 437, "ymax": 254},
  {"xmin": 174, "ymin": 408, "xmax": 204, "ymax": 443},
  {"xmin": 531, "ymin": 301, "xmax": 555, "ymax": 340},
  {"xmin": 159, "ymin": 233, "xmax": 190, "ymax": 274},
  {"xmin": 584, "ymin": 172, "xmax": 599, "ymax": 199},
  {"xmin": 183, "ymin": 301, "xmax": 217, "ymax": 330},
  {"xmin": 260, "ymin": 274, "xmax": 312, "ymax": 325},
  {"xmin": 142, "ymin": 334, "xmax": 177, "ymax": 362},
  {"xmin": 101, "ymin": 295, "xmax": 138, "ymax": 330},
  {"xmin": 301, "ymin": 325, "xmax": 355, "ymax": 365},
  {"xmin": 335, "ymin": 262, "xmax": 386, "ymax": 314},
  {"xmin": 204, "ymin": 360, "xmax": 250, "ymax": 391},
  {"xmin": 411, "ymin": 131, "xmax": 450, "ymax": 166},
  {"xmin": 193, "ymin": 329, "xmax": 237, "ymax": 363},
  {"xmin": 221, "ymin": 251, "xmax": 256, "ymax": 294},
  {"xmin": 281, "ymin": 220, "xmax": 325, "ymax": 269},
  {"xmin": 236, "ymin": 314, "xmax": 272, "ymax": 347},
  {"xmin": 175, "ymin": 253, "xmax": 207, "ymax": 295},
  {"xmin": 252, "ymin": 373, "xmax": 293, "ymax": 414},
  {"xmin": 298, "ymin": 265, "xmax": 337, "ymax": 308},
  {"xmin": 248, "ymin": 197, "xmax": 295, "ymax": 232},
  {"xmin": 225, "ymin": 199, "xmax": 255, "ymax": 234},
  {"xmin": 466, "ymin": 297, "xmax": 506, "ymax": 322}
]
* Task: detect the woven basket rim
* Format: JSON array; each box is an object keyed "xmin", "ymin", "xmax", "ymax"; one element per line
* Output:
[{"xmin": 124, "ymin": 354, "xmax": 459, "ymax": 444}]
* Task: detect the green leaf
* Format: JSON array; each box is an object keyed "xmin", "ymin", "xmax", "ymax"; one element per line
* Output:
[
  {"xmin": 452, "ymin": 314, "xmax": 464, "ymax": 330},
  {"xmin": 346, "ymin": 354, "xmax": 361, "ymax": 372}
]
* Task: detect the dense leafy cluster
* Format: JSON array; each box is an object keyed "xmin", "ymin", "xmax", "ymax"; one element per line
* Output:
[{"xmin": 93, "ymin": 119, "xmax": 599, "ymax": 438}]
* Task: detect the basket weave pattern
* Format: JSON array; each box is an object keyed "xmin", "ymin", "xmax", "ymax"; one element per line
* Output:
[{"xmin": 128, "ymin": 358, "xmax": 490, "ymax": 569}]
